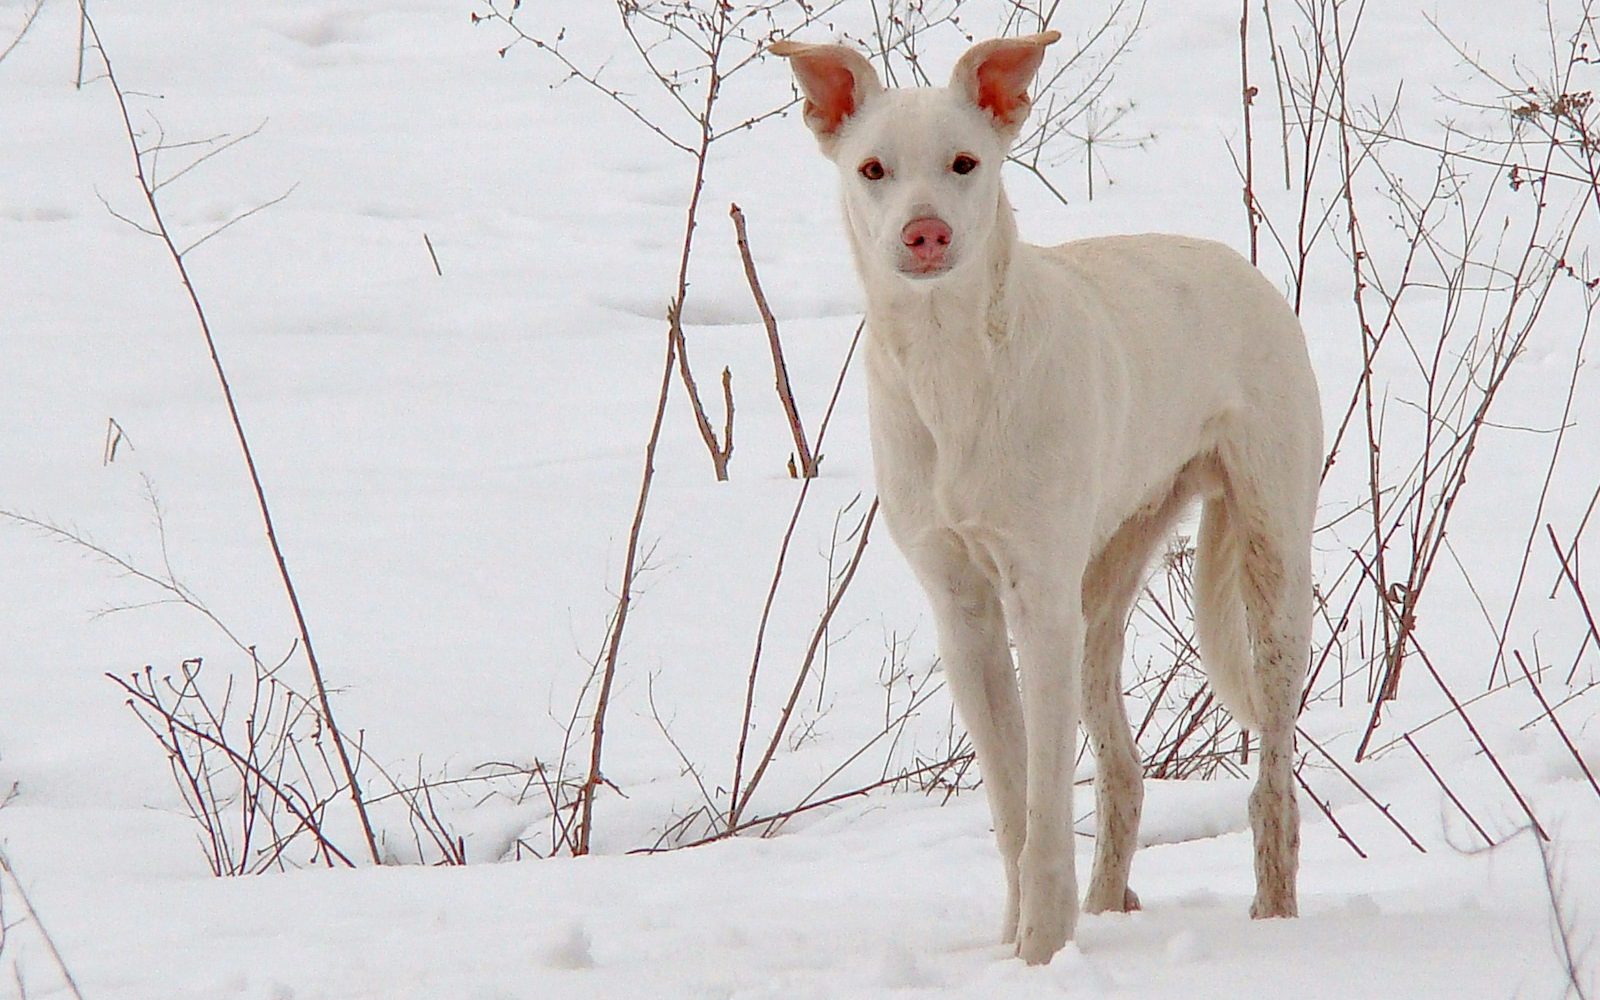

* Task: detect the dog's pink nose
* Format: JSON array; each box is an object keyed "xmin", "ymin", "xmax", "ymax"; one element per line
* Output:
[{"xmin": 901, "ymin": 217, "xmax": 952, "ymax": 265}]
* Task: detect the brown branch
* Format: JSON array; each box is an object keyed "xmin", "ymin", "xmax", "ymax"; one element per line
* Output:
[
  {"xmin": 1240, "ymin": 0, "xmax": 1259, "ymax": 264},
  {"xmin": 720, "ymin": 365, "xmax": 735, "ymax": 471},
  {"xmin": 0, "ymin": 852, "xmax": 87, "ymax": 1000},
  {"xmin": 1298, "ymin": 726, "xmax": 1426, "ymax": 852},
  {"xmin": 1534, "ymin": 831, "xmax": 1594, "ymax": 1000},
  {"xmin": 474, "ymin": 7, "xmax": 695, "ymax": 154},
  {"xmin": 108, "ymin": 669, "xmax": 358, "ymax": 869},
  {"xmin": 662, "ymin": 8, "xmax": 736, "ymax": 481},
  {"xmin": 1293, "ymin": 764, "xmax": 1367, "ymax": 859},
  {"xmin": 1549, "ymin": 525, "xmax": 1600, "ymax": 683},
  {"xmin": 730, "ymin": 202, "xmax": 816, "ymax": 477},
  {"xmin": 80, "ymin": 8, "xmax": 380, "ymax": 865},
  {"xmin": 1412, "ymin": 643, "xmax": 1548, "ymax": 841},
  {"xmin": 728, "ymin": 322, "xmax": 863, "ymax": 832},
  {"xmin": 1513, "ymin": 650, "xmax": 1600, "ymax": 803},
  {"xmin": 0, "ymin": 0, "xmax": 44, "ymax": 66},
  {"xmin": 649, "ymin": 748, "xmax": 973, "ymax": 853},
  {"xmin": 666, "ymin": 275, "xmax": 732, "ymax": 478},
  {"xmin": 1261, "ymin": 0, "xmax": 1292, "ymax": 191},
  {"xmin": 1479, "ymin": 304, "xmax": 1594, "ymax": 689},
  {"xmin": 766, "ymin": 675, "xmax": 954, "ymax": 838},
  {"xmin": 74, "ymin": 0, "xmax": 87, "ymax": 88},
  {"xmin": 0, "ymin": 508, "xmax": 256, "ymax": 660},
  {"xmin": 573, "ymin": 311, "xmax": 681, "ymax": 855},
  {"xmin": 1150, "ymin": 690, "xmax": 1216, "ymax": 779},
  {"xmin": 1402, "ymin": 732, "xmax": 1493, "ymax": 847},
  {"xmin": 423, "ymin": 232, "xmax": 443, "ymax": 276},
  {"xmin": 732, "ymin": 498, "xmax": 879, "ymax": 825},
  {"xmin": 1350, "ymin": 115, "xmax": 1576, "ymax": 757},
  {"xmin": 482, "ymin": 1, "xmax": 858, "ymax": 483},
  {"xmin": 1335, "ymin": 4, "xmax": 1402, "ymax": 761}
]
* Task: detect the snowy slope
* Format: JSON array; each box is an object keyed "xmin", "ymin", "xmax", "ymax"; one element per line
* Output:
[{"xmin": 1, "ymin": 0, "xmax": 1598, "ymax": 997}]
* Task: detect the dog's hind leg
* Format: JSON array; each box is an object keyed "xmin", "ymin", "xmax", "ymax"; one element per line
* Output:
[
  {"xmin": 1080, "ymin": 473, "xmax": 1197, "ymax": 914},
  {"xmin": 907, "ymin": 535, "xmax": 1029, "ymax": 943},
  {"xmin": 1217, "ymin": 446, "xmax": 1315, "ymax": 920},
  {"xmin": 1079, "ymin": 558, "xmax": 1145, "ymax": 915},
  {"xmin": 1239, "ymin": 524, "xmax": 1310, "ymax": 919}
]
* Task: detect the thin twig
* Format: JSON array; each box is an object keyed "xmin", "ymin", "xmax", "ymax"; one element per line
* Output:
[
  {"xmin": 648, "ymin": 747, "xmax": 973, "ymax": 853},
  {"xmin": 574, "ymin": 311, "xmax": 680, "ymax": 855},
  {"xmin": 152, "ymin": 120, "xmax": 267, "ymax": 193},
  {"xmin": 423, "ymin": 232, "xmax": 443, "ymax": 276},
  {"xmin": 1550, "ymin": 525, "xmax": 1600, "ymax": 683},
  {"xmin": 728, "ymin": 322, "xmax": 863, "ymax": 832},
  {"xmin": 1402, "ymin": 732, "xmax": 1494, "ymax": 847},
  {"xmin": 1293, "ymin": 765, "xmax": 1368, "ymax": 858},
  {"xmin": 80, "ymin": 9, "xmax": 380, "ymax": 864},
  {"xmin": 109, "ymin": 666, "xmax": 359, "ymax": 869},
  {"xmin": 1413, "ymin": 643, "xmax": 1548, "ymax": 841},
  {"xmin": 1240, "ymin": 0, "xmax": 1260, "ymax": 263},
  {"xmin": 75, "ymin": 0, "xmax": 88, "ymax": 88},
  {"xmin": 1514, "ymin": 651, "xmax": 1600, "ymax": 803},
  {"xmin": 179, "ymin": 184, "xmax": 298, "ymax": 257},
  {"xmin": 0, "ymin": 853, "xmax": 87, "ymax": 1000},
  {"xmin": 732, "ymin": 498, "xmax": 879, "ymax": 824},
  {"xmin": 0, "ymin": 0, "xmax": 44, "ymax": 67},
  {"xmin": 1298, "ymin": 726, "xmax": 1426, "ymax": 852},
  {"xmin": 1534, "ymin": 831, "xmax": 1594, "ymax": 1000},
  {"xmin": 730, "ymin": 202, "xmax": 815, "ymax": 477}
]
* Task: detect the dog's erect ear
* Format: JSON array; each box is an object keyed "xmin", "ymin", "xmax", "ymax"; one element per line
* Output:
[
  {"xmin": 949, "ymin": 31, "xmax": 1060, "ymax": 136},
  {"xmin": 769, "ymin": 40, "xmax": 883, "ymax": 153}
]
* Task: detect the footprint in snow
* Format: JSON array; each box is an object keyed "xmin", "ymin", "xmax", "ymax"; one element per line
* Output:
[
  {"xmin": 543, "ymin": 921, "xmax": 595, "ymax": 970},
  {"xmin": 877, "ymin": 943, "xmax": 943, "ymax": 989}
]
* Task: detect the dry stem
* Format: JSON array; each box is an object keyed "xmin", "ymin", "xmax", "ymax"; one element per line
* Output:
[
  {"xmin": 0, "ymin": 852, "xmax": 87, "ymax": 1000},
  {"xmin": 730, "ymin": 202, "xmax": 816, "ymax": 477},
  {"xmin": 80, "ymin": 7, "xmax": 379, "ymax": 864},
  {"xmin": 573, "ymin": 309, "xmax": 681, "ymax": 855}
]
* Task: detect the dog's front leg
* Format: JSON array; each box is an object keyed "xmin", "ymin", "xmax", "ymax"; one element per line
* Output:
[
  {"xmin": 906, "ymin": 536, "xmax": 1027, "ymax": 944},
  {"xmin": 1003, "ymin": 553, "xmax": 1087, "ymax": 966}
]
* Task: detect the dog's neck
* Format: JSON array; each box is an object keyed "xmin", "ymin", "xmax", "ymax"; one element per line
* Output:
[{"xmin": 860, "ymin": 190, "xmax": 1021, "ymax": 358}]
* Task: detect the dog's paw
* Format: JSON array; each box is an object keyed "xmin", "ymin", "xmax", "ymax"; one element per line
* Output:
[
  {"xmin": 1084, "ymin": 884, "xmax": 1141, "ymax": 914},
  {"xmin": 1015, "ymin": 873, "xmax": 1077, "ymax": 965},
  {"xmin": 1249, "ymin": 892, "xmax": 1297, "ymax": 919},
  {"xmin": 1015, "ymin": 920, "xmax": 1072, "ymax": 966}
]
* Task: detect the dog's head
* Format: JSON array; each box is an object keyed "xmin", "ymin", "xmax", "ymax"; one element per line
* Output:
[{"xmin": 770, "ymin": 33, "xmax": 1059, "ymax": 284}]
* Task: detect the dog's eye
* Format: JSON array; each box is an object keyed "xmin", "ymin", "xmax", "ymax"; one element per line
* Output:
[
  {"xmin": 951, "ymin": 154, "xmax": 980, "ymax": 175},
  {"xmin": 859, "ymin": 158, "xmax": 886, "ymax": 181}
]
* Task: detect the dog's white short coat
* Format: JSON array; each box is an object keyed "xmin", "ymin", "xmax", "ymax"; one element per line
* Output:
[{"xmin": 772, "ymin": 33, "xmax": 1322, "ymax": 965}]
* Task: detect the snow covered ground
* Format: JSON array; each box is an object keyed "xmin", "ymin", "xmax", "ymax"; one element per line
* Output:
[{"xmin": 1, "ymin": 0, "xmax": 1597, "ymax": 997}]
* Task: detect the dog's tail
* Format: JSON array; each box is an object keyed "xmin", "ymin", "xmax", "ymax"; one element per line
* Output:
[{"xmin": 1193, "ymin": 496, "xmax": 1264, "ymax": 731}]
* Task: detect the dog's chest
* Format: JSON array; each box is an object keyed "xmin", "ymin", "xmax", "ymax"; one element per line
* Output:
[{"xmin": 869, "ymin": 323, "xmax": 1049, "ymax": 532}]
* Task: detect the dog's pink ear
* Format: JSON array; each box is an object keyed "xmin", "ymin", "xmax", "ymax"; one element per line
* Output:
[
  {"xmin": 950, "ymin": 32, "xmax": 1060, "ymax": 134},
  {"xmin": 769, "ymin": 40, "xmax": 882, "ymax": 152}
]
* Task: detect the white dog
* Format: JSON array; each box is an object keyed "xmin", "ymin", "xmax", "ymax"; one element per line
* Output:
[{"xmin": 770, "ymin": 32, "xmax": 1322, "ymax": 964}]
